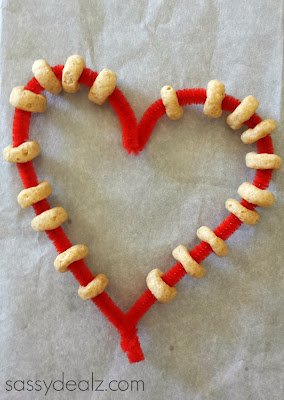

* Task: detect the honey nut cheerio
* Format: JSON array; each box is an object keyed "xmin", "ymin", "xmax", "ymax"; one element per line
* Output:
[
  {"xmin": 146, "ymin": 268, "xmax": 177, "ymax": 303},
  {"xmin": 17, "ymin": 181, "xmax": 52, "ymax": 209},
  {"xmin": 237, "ymin": 182, "xmax": 274, "ymax": 207},
  {"xmin": 203, "ymin": 79, "xmax": 225, "ymax": 118},
  {"xmin": 160, "ymin": 85, "xmax": 183, "ymax": 120},
  {"xmin": 31, "ymin": 207, "xmax": 68, "ymax": 231},
  {"xmin": 245, "ymin": 152, "xmax": 282, "ymax": 170},
  {"xmin": 32, "ymin": 59, "xmax": 62, "ymax": 95},
  {"xmin": 62, "ymin": 55, "xmax": 86, "ymax": 93},
  {"xmin": 3, "ymin": 141, "xmax": 40, "ymax": 163},
  {"xmin": 172, "ymin": 245, "xmax": 206, "ymax": 279},
  {"xmin": 88, "ymin": 68, "xmax": 117, "ymax": 105},
  {"xmin": 226, "ymin": 95, "xmax": 259, "ymax": 130},
  {"xmin": 54, "ymin": 244, "xmax": 89, "ymax": 273},
  {"xmin": 241, "ymin": 119, "xmax": 277, "ymax": 144},
  {"xmin": 197, "ymin": 226, "xmax": 228, "ymax": 257},
  {"xmin": 225, "ymin": 198, "xmax": 260, "ymax": 225},
  {"xmin": 9, "ymin": 86, "xmax": 47, "ymax": 112},
  {"xmin": 78, "ymin": 274, "xmax": 109, "ymax": 301}
]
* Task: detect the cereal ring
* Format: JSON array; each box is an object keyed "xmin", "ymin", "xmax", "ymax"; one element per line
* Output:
[
  {"xmin": 160, "ymin": 85, "xmax": 183, "ymax": 120},
  {"xmin": 62, "ymin": 55, "xmax": 86, "ymax": 93},
  {"xmin": 146, "ymin": 268, "xmax": 177, "ymax": 303},
  {"xmin": 54, "ymin": 244, "xmax": 89, "ymax": 273},
  {"xmin": 17, "ymin": 181, "xmax": 52, "ymax": 209},
  {"xmin": 78, "ymin": 274, "xmax": 109, "ymax": 300},
  {"xmin": 88, "ymin": 68, "xmax": 117, "ymax": 105},
  {"xmin": 226, "ymin": 95, "xmax": 259, "ymax": 130},
  {"xmin": 204, "ymin": 80, "xmax": 225, "ymax": 118},
  {"xmin": 196, "ymin": 226, "xmax": 228, "ymax": 257},
  {"xmin": 172, "ymin": 245, "xmax": 206, "ymax": 278},
  {"xmin": 246, "ymin": 152, "xmax": 282, "ymax": 170},
  {"xmin": 241, "ymin": 119, "xmax": 277, "ymax": 144},
  {"xmin": 237, "ymin": 182, "xmax": 274, "ymax": 207},
  {"xmin": 31, "ymin": 207, "xmax": 68, "ymax": 231},
  {"xmin": 225, "ymin": 198, "xmax": 260, "ymax": 225},
  {"xmin": 32, "ymin": 59, "xmax": 62, "ymax": 95},
  {"xmin": 10, "ymin": 86, "xmax": 47, "ymax": 112},
  {"xmin": 3, "ymin": 141, "xmax": 40, "ymax": 163}
]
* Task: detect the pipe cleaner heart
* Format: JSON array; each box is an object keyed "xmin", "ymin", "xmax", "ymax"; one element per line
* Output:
[{"xmin": 6, "ymin": 58, "xmax": 281, "ymax": 364}]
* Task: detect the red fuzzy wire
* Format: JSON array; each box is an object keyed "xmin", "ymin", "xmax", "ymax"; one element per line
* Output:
[{"xmin": 11, "ymin": 66, "xmax": 275, "ymax": 363}]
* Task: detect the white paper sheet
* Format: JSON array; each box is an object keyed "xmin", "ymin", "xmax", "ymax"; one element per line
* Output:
[{"xmin": 0, "ymin": 0, "xmax": 283, "ymax": 399}]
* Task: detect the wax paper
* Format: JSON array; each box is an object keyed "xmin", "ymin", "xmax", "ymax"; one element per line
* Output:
[{"xmin": 0, "ymin": 0, "xmax": 284, "ymax": 399}]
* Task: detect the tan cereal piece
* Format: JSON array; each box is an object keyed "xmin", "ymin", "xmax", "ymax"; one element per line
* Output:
[
  {"xmin": 54, "ymin": 244, "xmax": 89, "ymax": 273},
  {"xmin": 17, "ymin": 181, "xmax": 52, "ymax": 209},
  {"xmin": 226, "ymin": 95, "xmax": 259, "ymax": 130},
  {"xmin": 225, "ymin": 198, "xmax": 260, "ymax": 225},
  {"xmin": 246, "ymin": 152, "xmax": 282, "ymax": 170},
  {"xmin": 31, "ymin": 206, "xmax": 68, "ymax": 231},
  {"xmin": 172, "ymin": 245, "xmax": 206, "ymax": 279},
  {"xmin": 160, "ymin": 85, "xmax": 183, "ymax": 120},
  {"xmin": 88, "ymin": 68, "xmax": 117, "ymax": 105},
  {"xmin": 204, "ymin": 79, "xmax": 225, "ymax": 118},
  {"xmin": 237, "ymin": 182, "xmax": 274, "ymax": 207},
  {"xmin": 10, "ymin": 86, "xmax": 47, "ymax": 112},
  {"xmin": 78, "ymin": 274, "xmax": 109, "ymax": 300},
  {"xmin": 62, "ymin": 55, "xmax": 86, "ymax": 93},
  {"xmin": 3, "ymin": 141, "xmax": 40, "ymax": 163},
  {"xmin": 32, "ymin": 59, "xmax": 62, "ymax": 95},
  {"xmin": 241, "ymin": 119, "xmax": 277, "ymax": 144},
  {"xmin": 146, "ymin": 268, "xmax": 177, "ymax": 303},
  {"xmin": 197, "ymin": 226, "xmax": 228, "ymax": 257}
]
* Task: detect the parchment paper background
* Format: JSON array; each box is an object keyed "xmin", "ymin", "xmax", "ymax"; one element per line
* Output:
[{"xmin": 0, "ymin": 0, "xmax": 283, "ymax": 399}]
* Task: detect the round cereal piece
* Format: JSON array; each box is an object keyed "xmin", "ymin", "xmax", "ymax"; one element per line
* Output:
[
  {"xmin": 237, "ymin": 182, "xmax": 274, "ymax": 207},
  {"xmin": 17, "ymin": 181, "xmax": 52, "ymax": 209},
  {"xmin": 3, "ymin": 141, "xmax": 40, "ymax": 163},
  {"xmin": 54, "ymin": 244, "xmax": 89, "ymax": 273},
  {"xmin": 241, "ymin": 119, "xmax": 277, "ymax": 144},
  {"xmin": 62, "ymin": 55, "xmax": 86, "ymax": 93},
  {"xmin": 245, "ymin": 152, "xmax": 282, "ymax": 170},
  {"xmin": 197, "ymin": 226, "xmax": 228, "ymax": 257},
  {"xmin": 31, "ymin": 207, "xmax": 68, "ymax": 231},
  {"xmin": 78, "ymin": 274, "xmax": 109, "ymax": 300},
  {"xmin": 160, "ymin": 85, "xmax": 183, "ymax": 120},
  {"xmin": 226, "ymin": 95, "xmax": 259, "ymax": 130},
  {"xmin": 146, "ymin": 268, "xmax": 177, "ymax": 303},
  {"xmin": 204, "ymin": 79, "xmax": 225, "ymax": 118},
  {"xmin": 172, "ymin": 245, "xmax": 206, "ymax": 279},
  {"xmin": 225, "ymin": 198, "xmax": 260, "ymax": 225},
  {"xmin": 10, "ymin": 86, "xmax": 47, "ymax": 112},
  {"xmin": 88, "ymin": 68, "xmax": 117, "ymax": 105},
  {"xmin": 32, "ymin": 59, "xmax": 62, "ymax": 95}
]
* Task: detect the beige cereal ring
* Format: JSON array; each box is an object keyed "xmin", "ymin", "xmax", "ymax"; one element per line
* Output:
[
  {"xmin": 160, "ymin": 85, "xmax": 183, "ymax": 120},
  {"xmin": 17, "ymin": 181, "xmax": 52, "ymax": 209},
  {"xmin": 10, "ymin": 86, "xmax": 47, "ymax": 112},
  {"xmin": 62, "ymin": 55, "xmax": 86, "ymax": 93},
  {"xmin": 197, "ymin": 226, "xmax": 228, "ymax": 257},
  {"xmin": 204, "ymin": 79, "xmax": 225, "ymax": 118},
  {"xmin": 88, "ymin": 68, "xmax": 117, "ymax": 105},
  {"xmin": 78, "ymin": 274, "xmax": 109, "ymax": 300},
  {"xmin": 146, "ymin": 268, "xmax": 177, "ymax": 303},
  {"xmin": 32, "ymin": 59, "xmax": 62, "ymax": 95},
  {"xmin": 172, "ymin": 245, "xmax": 206, "ymax": 278},
  {"xmin": 3, "ymin": 141, "xmax": 40, "ymax": 163},
  {"xmin": 54, "ymin": 244, "xmax": 89, "ymax": 273},
  {"xmin": 237, "ymin": 182, "xmax": 274, "ymax": 207},
  {"xmin": 225, "ymin": 198, "xmax": 260, "ymax": 225},
  {"xmin": 241, "ymin": 119, "xmax": 277, "ymax": 144},
  {"xmin": 246, "ymin": 152, "xmax": 282, "ymax": 170},
  {"xmin": 227, "ymin": 95, "xmax": 259, "ymax": 130},
  {"xmin": 31, "ymin": 207, "xmax": 68, "ymax": 231}
]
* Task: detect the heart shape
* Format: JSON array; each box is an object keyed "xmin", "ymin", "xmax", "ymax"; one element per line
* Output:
[{"xmin": 11, "ymin": 65, "xmax": 274, "ymax": 363}]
